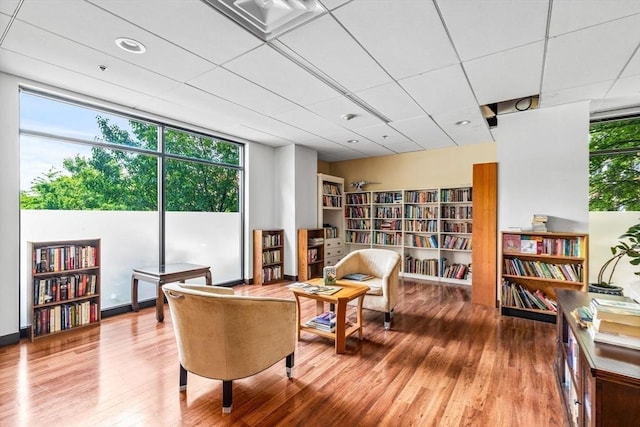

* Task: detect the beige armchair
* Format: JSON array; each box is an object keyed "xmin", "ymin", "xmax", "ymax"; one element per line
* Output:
[
  {"xmin": 162, "ymin": 283, "xmax": 296, "ymax": 413},
  {"xmin": 334, "ymin": 249, "xmax": 401, "ymax": 330}
]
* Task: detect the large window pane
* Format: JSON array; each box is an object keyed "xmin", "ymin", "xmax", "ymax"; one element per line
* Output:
[{"xmin": 165, "ymin": 127, "xmax": 240, "ymax": 166}]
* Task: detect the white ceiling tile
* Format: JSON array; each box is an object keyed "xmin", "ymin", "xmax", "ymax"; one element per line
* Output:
[
  {"xmin": 605, "ymin": 74, "xmax": 640, "ymax": 103},
  {"xmin": 383, "ymin": 141, "xmax": 425, "ymax": 154},
  {"xmin": 389, "ymin": 115, "xmax": 454, "ymax": 149},
  {"xmin": 549, "ymin": 0, "xmax": 640, "ymax": 36},
  {"xmin": 436, "ymin": 0, "xmax": 549, "ymax": 61},
  {"xmin": 88, "ymin": 0, "xmax": 263, "ymax": 65},
  {"xmin": 188, "ymin": 67, "xmax": 297, "ymax": 116},
  {"xmin": 432, "ymin": 108, "xmax": 494, "ymax": 146},
  {"xmin": 622, "ymin": 49, "xmax": 640, "ymax": 77},
  {"xmin": 224, "ymin": 44, "xmax": 338, "ymax": 106},
  {"xmin": 333, "ymin": 0, "xmax": 458, "ymax": 80},
  {"xmin": 0, "ymin": 11, "xmax": 10, "ymax": 35},
  {"xmin": 464, "ymin": 41, "xmax": 545, "ymax": 105},
  {"xmin": 347, "ymin": 141, "xmax": 395, "ymax": 157},
  {"xmin": 278, "ymin": 14, "xmax": 391, "ymax": 92},
  {"xmin": 355, "ymin": 82, "xmax": 425, "ymax": 122},
  {"xmin": 543, "ymin": 14, "xmax": 640, "ymax": 92},
  {"xmin": 541, "ymin": 80, "xmax": 613, "ymax": 108},
  {"xmin": 2, "ymin": 21, "xmax": 181, "ymax": 97},
  {"xmin": 16, "ymin": 0, "xmax": 215, "ymax": 82},
  {"xmin": 0, "ymin": 0, "xmax": 19, "ymax": 15},
  {"xmin": 399, "ymin": 64, "xmax": 478, "ymax": 115},
  {"xmin": 272, "ymin": 106, "xmax": 368, "ymax": 144},
  {"xmin": 352, "ymin": 123, "xmax": 412, "ymax": 146},
  {"xmin": 306, "ymin": 96, "xmax": 384, "ymax": 129},
  {"xmin": 318, "ymin": 0, "xmax": 350, "ymax": 11}
]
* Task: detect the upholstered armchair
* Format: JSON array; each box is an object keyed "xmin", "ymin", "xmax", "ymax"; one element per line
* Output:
[
  {"xmin": 162, "ymin": 283, "xmax": 296, "ymax": 413},
  {"xmin": 334, "ymin": 249, "xmax": 401, "ymax": 330}
]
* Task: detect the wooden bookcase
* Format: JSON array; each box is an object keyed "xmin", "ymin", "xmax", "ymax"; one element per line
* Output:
[
  {"xmin": 555, "ymin": 289, "xmax": 640, "ymax": 426},
  {"xmin": 297, "ymin": 228, "xmax": 324, "ymax": 281},
  {"xmin": 29, "ymin": 238, "xmax": 101, "ymax": 341},
  {"xmin": 317, "ymin": 174, "xmax": 345, "ymax": 266},
  {"xmin": 500, "ymin": 231, "xmax": 588, "ymax": 323},
  {"xmin": 253, "ymin": 229, "xmax": 284, "ymax": 285},
  {"xmin": 343, "ymin": 186, "xmax": 473, "ymax": 285}
]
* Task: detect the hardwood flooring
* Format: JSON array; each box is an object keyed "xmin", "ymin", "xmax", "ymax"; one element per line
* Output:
[{"xmin": 0, "ymin": 279, "xmax": 566, "ymax": 426}]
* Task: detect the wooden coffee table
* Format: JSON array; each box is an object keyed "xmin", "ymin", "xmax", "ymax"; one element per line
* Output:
[
  {"xmin": 131, "ymin": 263, "xmax": 212, "ymax": 322},
  {"xmin": 290, "ymin": 278, "xmax": 368, "ymax": 354}
]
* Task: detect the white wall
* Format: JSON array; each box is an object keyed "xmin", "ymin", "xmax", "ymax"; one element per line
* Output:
[
  {"xmin": 0, "ymin": 73, "xmax": 20, "ymax": 343},
  {"xmin": 495, "ymin": 101, "xmax": 590, "ymax": 233}
]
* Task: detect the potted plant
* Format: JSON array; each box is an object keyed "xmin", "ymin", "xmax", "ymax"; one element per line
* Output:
[{"xmin": 589, "ymin": 220, "xmax": 640, "ymax": 295}]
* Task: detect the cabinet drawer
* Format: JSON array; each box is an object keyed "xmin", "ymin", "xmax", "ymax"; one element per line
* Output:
[
  {"xmin": 325, "ymin": 247, "xmax": 344, "ymax": 258},
  {"xmin": 325, "ymin": 238, "xmax": 343, "ymax": 249},
  {"xmin": 325, "ymin": 256, "xmax": 344, "ymax": 266}
]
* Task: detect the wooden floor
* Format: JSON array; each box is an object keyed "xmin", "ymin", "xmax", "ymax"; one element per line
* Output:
[{"xmin": 0, "ymin": 279, "xmax": 566, "ymax": 427}]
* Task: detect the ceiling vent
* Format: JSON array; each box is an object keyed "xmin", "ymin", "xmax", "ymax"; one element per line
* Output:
[
  {"xmin": 481, "ymin": 95, "xmax": 539, "ymax": 129},
  {"xmin": 201, "ymin": 0, "xmax": 327, "ymax": 41}
]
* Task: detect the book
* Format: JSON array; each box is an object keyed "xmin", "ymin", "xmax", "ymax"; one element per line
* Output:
[
  {"xmin": 342, "ymin": 273, "xmax": 374, "ymax": 281},
  {"xmin": 503, "ymin": 234, "xmax": 521, "ymax": 253},
  {"xmin": 591, "ymin": 298, "xmax": 640, "ymax": 315},
  {"xmin": 588, "ymin": 325, "xmax": 640, "ymax": 350},
  {"xmin": 520, "ymin": 237, "xmax": 537, "ymax": 254},
  {"xmin": 312, "ymin": 311, "xmax": 336, "ymax": 326},
  {"xmin": 323, "ymin": 266, "xmax": 337, "ymax": 285},
  {"xmin": 593, "ymin": 318, "xmax": 640, "ymax": 338}
]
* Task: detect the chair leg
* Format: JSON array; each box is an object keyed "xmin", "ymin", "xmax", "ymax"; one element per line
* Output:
[
  {"xmin": 222, "ymin": 380, "xmax": 232, "ymax": 413},
  {"xmin": 286, "ymin": 352, "xmax": 295, "ymax": 378},
  {"xmin": 384, "ymin": 312, "xmax": 392, "ymax": 330},
  {"xmin": 179, "ymin": 364, "xmax": 187, "ymax": 391}
]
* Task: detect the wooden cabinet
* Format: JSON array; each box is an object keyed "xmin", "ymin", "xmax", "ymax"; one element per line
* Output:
[
  {"xmin": 317, "ymin": 174, "xmax": 345, "ymax": 266},
  {"xmin": 500, "ymin": 231, "xmax": 588, "ymax": 322},
  {"xmin": 472, "ymin": 162, "xmax": 498, "ymax": 307},
  {"xmin": 253, "ymin": 229, "xmax": 284, "ymax": 285},
  {"xmin": 29, "ymin": 238, "xmax": 101, "ymax": 341},
  {"xmin": 555, "ymin": 289, "xmax": 640, "ymax": 426},
  {"xmin": 297, "ymin": 228, "xmax": 324, "ymax": 281}
]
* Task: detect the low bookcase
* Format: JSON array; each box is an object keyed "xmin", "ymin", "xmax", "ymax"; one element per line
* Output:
[
  {"xmin": 500, "ymin": 231, "xmax": 588, "ymax": 323},
  {"xmin": 253, "ymin": 229, "xmax": 285, "ymax": 285},
  {"xmin": 29, "ymin": 238, "xmax": 101, "ymax": 340}
]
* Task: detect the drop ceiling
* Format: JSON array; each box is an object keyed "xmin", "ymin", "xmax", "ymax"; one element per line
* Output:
[{"xmin": 0, "ymin": 0, "xmax": 638, "ymax": 161}]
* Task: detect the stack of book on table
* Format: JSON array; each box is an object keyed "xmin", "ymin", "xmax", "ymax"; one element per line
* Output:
[
  {"xmin": 588, "ymin": 298, "xmax": 640, "ymax": 350},
  {"xmin": 305, "ymin": 311, "xmax": 336, "ymax": 332}
]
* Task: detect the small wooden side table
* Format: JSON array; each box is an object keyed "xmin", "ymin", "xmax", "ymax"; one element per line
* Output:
[
  {"xmin": 131, "ymin": 263, "xmax": 212, "ymax": 322},
  {"xmin": 291, "ymin": 278, "xmax": 368, "ymax": 354}
]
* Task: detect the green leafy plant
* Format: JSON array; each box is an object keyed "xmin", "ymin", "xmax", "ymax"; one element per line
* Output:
[{"xmin": 596, "ymin": 221, "xmax": 640, "ymax": 287}]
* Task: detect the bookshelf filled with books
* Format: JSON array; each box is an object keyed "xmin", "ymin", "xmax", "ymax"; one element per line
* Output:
[
  {"xmin": 253, "ymin": 229, "xmax": 285, "ymax": 285},
  {"xmin": 28, "ymin": 238, "xmax": 101, "ymax": 341},
  {"xmin": 317, "ymin": 174, "xmax": 345, "ymax": 267},
  {"xmin": 500, "ymin": 231, "xmax": 588, "ymax": 323},
  {"xmin": 297, "ymin": 228, "xmax": 325, "ymax": 281},
  {"xmin": 342, "ymin": 186, "xmax": 472, "ymax": 285}
]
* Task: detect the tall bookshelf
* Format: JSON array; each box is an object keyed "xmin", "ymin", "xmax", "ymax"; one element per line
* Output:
[
  {"xmin": 317, "ymin": 174, "xmax": 345, "ymax": 266},
  {"xmin": 342, "ymin": 186, "xmax": 473, "ymax": 285},
  {"xmin": 297, "ymin": 228, "xmax": 325, "ymax": 281},
  {"xmin": 500, "ymin": 231, "xmax": 588, "ymax": 323},
  {"xmin": 28, "ymin": 238, "xmax": 101, "ymax": 341},
  {"xmin": 253, "ymin": 229, "xmax": 284, "ymax": 285}
]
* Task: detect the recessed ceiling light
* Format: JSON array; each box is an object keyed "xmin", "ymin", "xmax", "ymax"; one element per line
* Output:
[
  {"xmin": 342, "ymin": 113, "xmax": 357, "ymax": 121},
  {"xmin": 347, "ymin": 139, "xmax": 359, "ymax": 144},
  {"xmin": 115, "ymin": 37, "xmax": 147, "ymax": 54},
  {"xmin": 455, "ymin": 120, "xmax": 471, "ymax": 126}
]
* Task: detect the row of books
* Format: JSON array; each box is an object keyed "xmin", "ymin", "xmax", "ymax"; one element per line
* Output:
[
  {"xmin": 345, "ymin": 193, "xmax": 370, "ymax": 205},
  {"xmin": 405, "ymin": 234, "xmax": 438, "ymax": 249},
  {"xmin": 345, "ymin": 231, "xmax": 371, "ymax": 244},
  {"xmin": 346, "ymin": 219, "xmax": 370, "ymax": 230},
  {"xmin": 373, "ymin": 192, "xmax": 403, "ymax": 204},
  {"xmin": 34, "ymin": 274, "xmax": 98, "ymax": 305},
  {"xmin": 441, "ymin": 235, "xmax": 472, "ymax": 250},
  {"xmin": 503, "ymin": 234, "xmax": 582, "ymax": 257},
  {"xmin": 405, "ymin": 190, "xmax": 438, "ymax": 204},
  {"xmin": 261, "ymin": 266, "xmax": 282, "ymax": 282},
  {"xmin": 307, "ymin": 248, "xmax": 320, "ymax": 263},
  {"xmin": 441, "ymin": 206, "xmax": 472, "ymax": 220},
  {"xmin": 33, "ymin": 301, "xmax": 99, "ymax": 337},
  {"xmin": 588, "ymin": 298, "xmax": 640, "ymax": 350},
  {"xmin": 404, "ymin": 255, "xmax": 439, "ymax": 276},
  {"xmin": 375, "ymin": 219, "xmax": 402, "ymax": 230},
  {"xmin": 404, "ymin": 219, "xmax": 438, "ymax": 232},
  {"xmin": 501, "ymin": 280, "xmax": 558, "ymax": 312},
  {"xmin": 442, "ymin": 263, "xmax": 469, "ymax": 280},
  {"xmin": 261, "ymin": 233, "xmax": 281, "ymax": 248},
  {"xmin": 324, "ymin": 226, "xmax": 339, "ymax": 239},
  {"xmin": 346, "ymin": 207, "xmax": 370, "ymax": 218},
  {"xmin": 373, "ymin": 206, "xmax": 402, "ymax": 218},
  {"xmin": 262, "ymin": 249, "xmax": 281, "ymax": 265},
  {"xmin": 373, "ymin": 231, "xmax": 402, "ymax": 246},
  {"xmin": 322, "ymin": 183, "xmax": 342, "ymax": 196},
  {"xmin": 322, "ymin": 195, "xmax": 342, "ymax": 208},
  {"xmin": 441, "ymin": 221, "xmax": 472, "ymax": 233},
  {"xmin": 33, "ymin": 244, "xmax": 98, "ymax": 273},
  {"xmin": 503, "ymin": 258, "xmax": 582, "ymax": 282},
  {"xmin": 404, "ymin": 206, "xmax": 438, "ymax": 219},
  {"xmin": 441, "ymin": 188, "xmax": 472, "ymax": 203}
]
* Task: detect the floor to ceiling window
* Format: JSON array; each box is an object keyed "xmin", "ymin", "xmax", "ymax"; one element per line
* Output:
[{"xmin": 19, "ymin": 89, "xmax": 244, "ymax": 326}]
